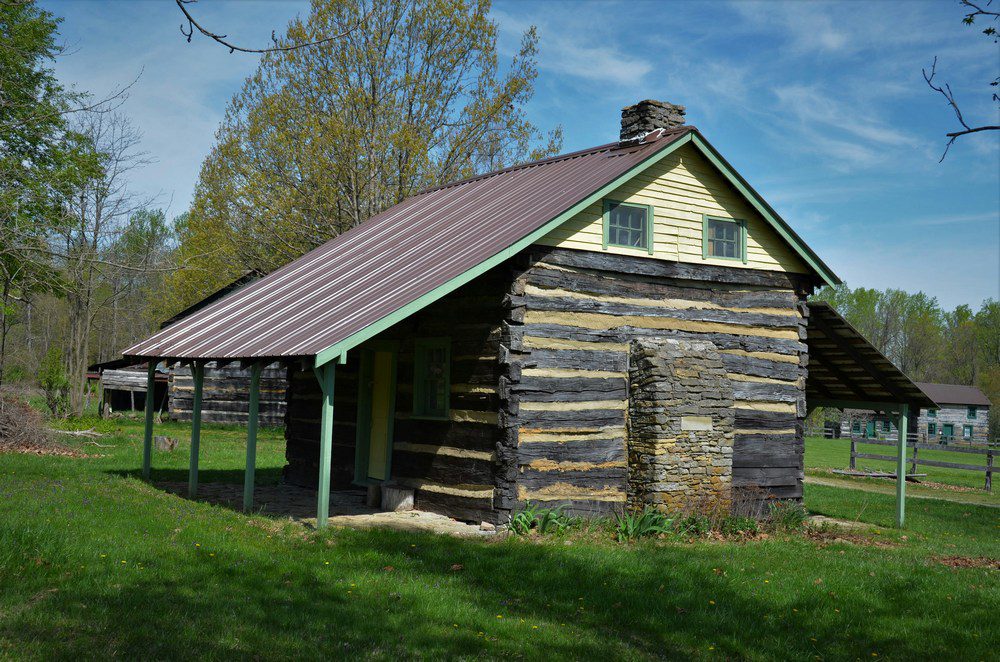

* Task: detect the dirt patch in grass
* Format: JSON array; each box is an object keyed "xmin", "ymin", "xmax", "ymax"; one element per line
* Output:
[
  {"xmin": 914, "ymin": 480, "xmax": 981, "ymax": 494},
  {"xmin": 933, "ymin": 555, "xmax": 1000, "ymax": 570},
  {"xmin": 804, "ymin": 527, "xmax": 899, "ymax": 549}
]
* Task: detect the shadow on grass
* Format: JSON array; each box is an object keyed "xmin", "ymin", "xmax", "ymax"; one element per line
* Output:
[
  {"xmin": 3, "ymin": 525, "xmax": 990, "ymax": 660},
  {"xmin": 110, "ymin": 467, "xmax": 284, "ymax": 486}
]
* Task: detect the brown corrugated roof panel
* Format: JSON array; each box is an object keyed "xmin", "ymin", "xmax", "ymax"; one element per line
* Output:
[
  {"xmin": 914, "ymin": 382, "xmax": 991, "ymax": 407},
  {"xmin": 124, "ymin": 128, "xmax": 694, "ymax": 361}
]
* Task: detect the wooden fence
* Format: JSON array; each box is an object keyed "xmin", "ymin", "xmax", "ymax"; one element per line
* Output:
[{"xmin": 849, "ymin": 436, "xmax": 994, "ymax": 491}]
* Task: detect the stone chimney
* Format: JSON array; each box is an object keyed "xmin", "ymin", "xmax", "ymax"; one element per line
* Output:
[{"xmin": 620, "ymin": 100, "xmax": 686, "ymax": 142}]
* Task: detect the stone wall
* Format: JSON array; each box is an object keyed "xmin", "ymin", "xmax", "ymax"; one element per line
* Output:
[{"xmin": 626, "ymin": 338, "xmax": 734, "ymax": 512}]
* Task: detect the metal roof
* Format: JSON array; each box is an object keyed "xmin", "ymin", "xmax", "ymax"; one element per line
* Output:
[
  {"xmin": 124, "ymin": 126, "xmax": 835, "ymax": 363},
  {"xmin": 806, "ymin": 302, "xmax": 936, "ymax": 410},
  {"xmin": 913, "ymin": 382, "xmax": 991, "ymax": 408}
]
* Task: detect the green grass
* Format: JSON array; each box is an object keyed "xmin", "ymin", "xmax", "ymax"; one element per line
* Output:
[
  {"xmin": 806, "ymin": 435, "xmax": 997, "ymax": 499},
  {"xmin": 0, "ymin": 420, "xmax": 997, "ymax": 660}
]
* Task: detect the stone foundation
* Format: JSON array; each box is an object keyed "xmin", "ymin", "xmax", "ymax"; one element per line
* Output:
[{"xmin": 627, "ymin": 338, "xmax": 734, "ymax": 512}]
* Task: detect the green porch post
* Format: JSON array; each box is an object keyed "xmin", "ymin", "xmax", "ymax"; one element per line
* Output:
[
  {"xmin": 243, "ymin": 362, "xmax": 263, "ymax": 512},
  {"xmin": 188, "ymin": 362, "xmax": 205, "ymax": 499},
  {"xmin": 141, "ymin": 362, "xmax": 156, "ymax": 479},
  {"xmin": 315, "ymin": 363, "xmax": 335, "ymax": 529},
  {"xmin": 896, "ymin": 403, "xmax": 909, "ymax": 528}
]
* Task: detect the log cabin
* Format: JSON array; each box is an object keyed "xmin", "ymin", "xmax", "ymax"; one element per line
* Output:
[{"xmin": 124, "ymin": 100, "xmax": 933, "ymax": 525}]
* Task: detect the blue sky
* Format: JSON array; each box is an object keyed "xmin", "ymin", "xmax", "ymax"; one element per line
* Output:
[{"xmin": 43, "ymin": 0, "xmax": 999, "ymax": 309}]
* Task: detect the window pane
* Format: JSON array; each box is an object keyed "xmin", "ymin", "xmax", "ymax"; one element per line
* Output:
[
  {"xmin": 608, "ymin": 203, "xmax": 648, "ymax": 250},
  {"xmin": 707, "ymin": 219, "xmax": 741, "ymax": 259}
]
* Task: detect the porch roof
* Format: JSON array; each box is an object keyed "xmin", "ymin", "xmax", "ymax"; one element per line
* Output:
[{"xmin": 805, "ymin": 301, "xmax": 936, "ymax": 412}]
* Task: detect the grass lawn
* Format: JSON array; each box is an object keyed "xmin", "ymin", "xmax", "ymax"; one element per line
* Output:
[
  {"xmin": 0, "ymin": 419, "xmax": 997, "ymax": 660},
  {"xmin": 805, "ymin": 435, "xmax": 998, "ymax": 503}
]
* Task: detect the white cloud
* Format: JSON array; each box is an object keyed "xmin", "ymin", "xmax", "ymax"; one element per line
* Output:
[
  {"xmin": 492, "ymin": 7, "xmax": 653, "ymax": 88},
  {"xmin": 908, "ymin": 211, "xmax": 1000, "ymax": 227}
]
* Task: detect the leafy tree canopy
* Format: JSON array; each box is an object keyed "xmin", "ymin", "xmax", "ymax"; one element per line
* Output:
[{"xmin": 168, "ymin": 0, "xmax": 562, "ymax": 314}]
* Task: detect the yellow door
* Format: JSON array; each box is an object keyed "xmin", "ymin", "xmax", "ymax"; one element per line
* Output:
[{"xmin": 367, "ymin": 349, "xmax": 394, "ymax": 481}]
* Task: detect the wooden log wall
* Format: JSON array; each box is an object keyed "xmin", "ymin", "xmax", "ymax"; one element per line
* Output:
[
  {"xmin": 282, "ymin": 267, "xmax": 510, "ymax": 524},
  {"xmin": 171, "ymin": 362, "xmax": 287, "ymax": 426},
  {"xmin": 503, "ymin": 246, "xmax": 812, "ymax": 514},
  {"xmin": 284, "ymin": 359, "xmax": 360, "ymax": 489}
]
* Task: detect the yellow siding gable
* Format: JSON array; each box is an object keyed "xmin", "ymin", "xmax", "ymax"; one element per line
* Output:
[{"xmin": 537, "ymin": 143, "xmax": 809, "ymax": 274}]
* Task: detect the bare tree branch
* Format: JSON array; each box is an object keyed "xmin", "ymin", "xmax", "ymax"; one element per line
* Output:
[
  {"xmin": 923, "ymin": 56, "xmax": 1000, "ymax": 162},
  {"xmin": 174, "ymin": 0, "xmax": 369, "ymax": 54}
]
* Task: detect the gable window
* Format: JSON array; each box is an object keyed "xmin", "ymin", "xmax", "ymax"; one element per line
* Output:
[
  {"xmin": 927, "ymin": 422, "xmax": 936, "ymax": 436},
  {"xmin": 967, "ymin": 406, "xmax": 977, "ymax": 420},
  {"xmin": 413, "ymin": 338, "xmax": 450, "ymax": 419},
  {"xmin": 703, "ymin": 216, "xmax": 747, "ymax": 263},
  {"xmin": 927, "ymin": 408, "xmax": 937, "ymax": 418},
  {"xmin": 604, "ymin": 200, "xmax": 653, "ymax": 253},
  {"xmin": 963, "ymin": 425, "xmax": 973, "ymax": 440}
]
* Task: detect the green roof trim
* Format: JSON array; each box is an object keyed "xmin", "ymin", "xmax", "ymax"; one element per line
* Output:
[{"xmin": 315, "ymin": 129, "xmax": 838, "ymax": 367}]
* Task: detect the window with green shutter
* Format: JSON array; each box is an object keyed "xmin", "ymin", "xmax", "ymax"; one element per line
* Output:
[
  {"xmin": 927, "ymin": 408, "xmax": 937, "ymax": 418},
  {"xmin": 967, "ymin": 406, "xmax": 977, "ymax": 420},
  {"xmin": 413, "ymin": 338, "xmax": 450, "ymax": 420},
  {"xmin": 927, "ymin": 422, "xmax": 936, "ymax": 436},
  {"xmin": 963, "ymin": 425, "xmax": 973, "ymax": 440},
  {"xmin": 604, "ymin": 200, "xmax": 653, "ymax": 253}
]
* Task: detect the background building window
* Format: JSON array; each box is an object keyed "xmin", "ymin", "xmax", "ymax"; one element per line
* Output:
[
  {"xmin": 928, "ymin": 409, "xmax": 937, "ymax": 418},
  {"xmin": 967, "ymin": 406, "xmax": 977, "ymax": 419},
  {"xmin": 927, "ymin": 422, "xmax": 936, "ymax": 436},
  {"xmin": 962, "ymin": 425, "xmax": 973, "ymax": 440}
]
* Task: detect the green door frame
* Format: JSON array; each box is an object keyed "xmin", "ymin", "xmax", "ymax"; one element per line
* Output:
[{"xmin": 354, "ymin": 341, "xmax": 398, "ymax": 485}]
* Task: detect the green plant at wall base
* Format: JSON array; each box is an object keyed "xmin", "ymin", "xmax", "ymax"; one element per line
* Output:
[
  {"xmin": 509, "ymin": 503, "xmax": 540, "ymax": 536},
  {"xmin": 768, "ymin": 501, "xmax": 808, "ymax": 531},
  {"xmin": 614, "ymin": 508, "xmax": 673, "ymax": 542},
  {"xmin": 720, "ymin": 516, "xmax": 760, "ymax": 537},
  {"xmin": 674, "ymin": 514, "xmax": 712, "ymax": 537},
  {"xmin": 537, "ymin": 508, "xmax": 578, "ymax": 535},
  {"xmin": 509, "ymin": 503, "xmax": 577, "ymax": 536}
]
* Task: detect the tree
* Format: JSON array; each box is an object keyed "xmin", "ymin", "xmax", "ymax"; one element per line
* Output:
[
  {"xmin": 0, "ymin": 0, "xmax": 72, "ymax": 388},
  {"xmin": 51, "ymin": 111, "xmax": 152, "ymax": 415},
  {"xmin": 91, "ymin": 208, "xmax": 175, "ymax": 364},
  {"xmin": 923, "ymin": 0, "xmax": 999, "ymax": 160},
  {"xmin": 168, "ymin": 0, "xmax": 561, "ymax": 313}
]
